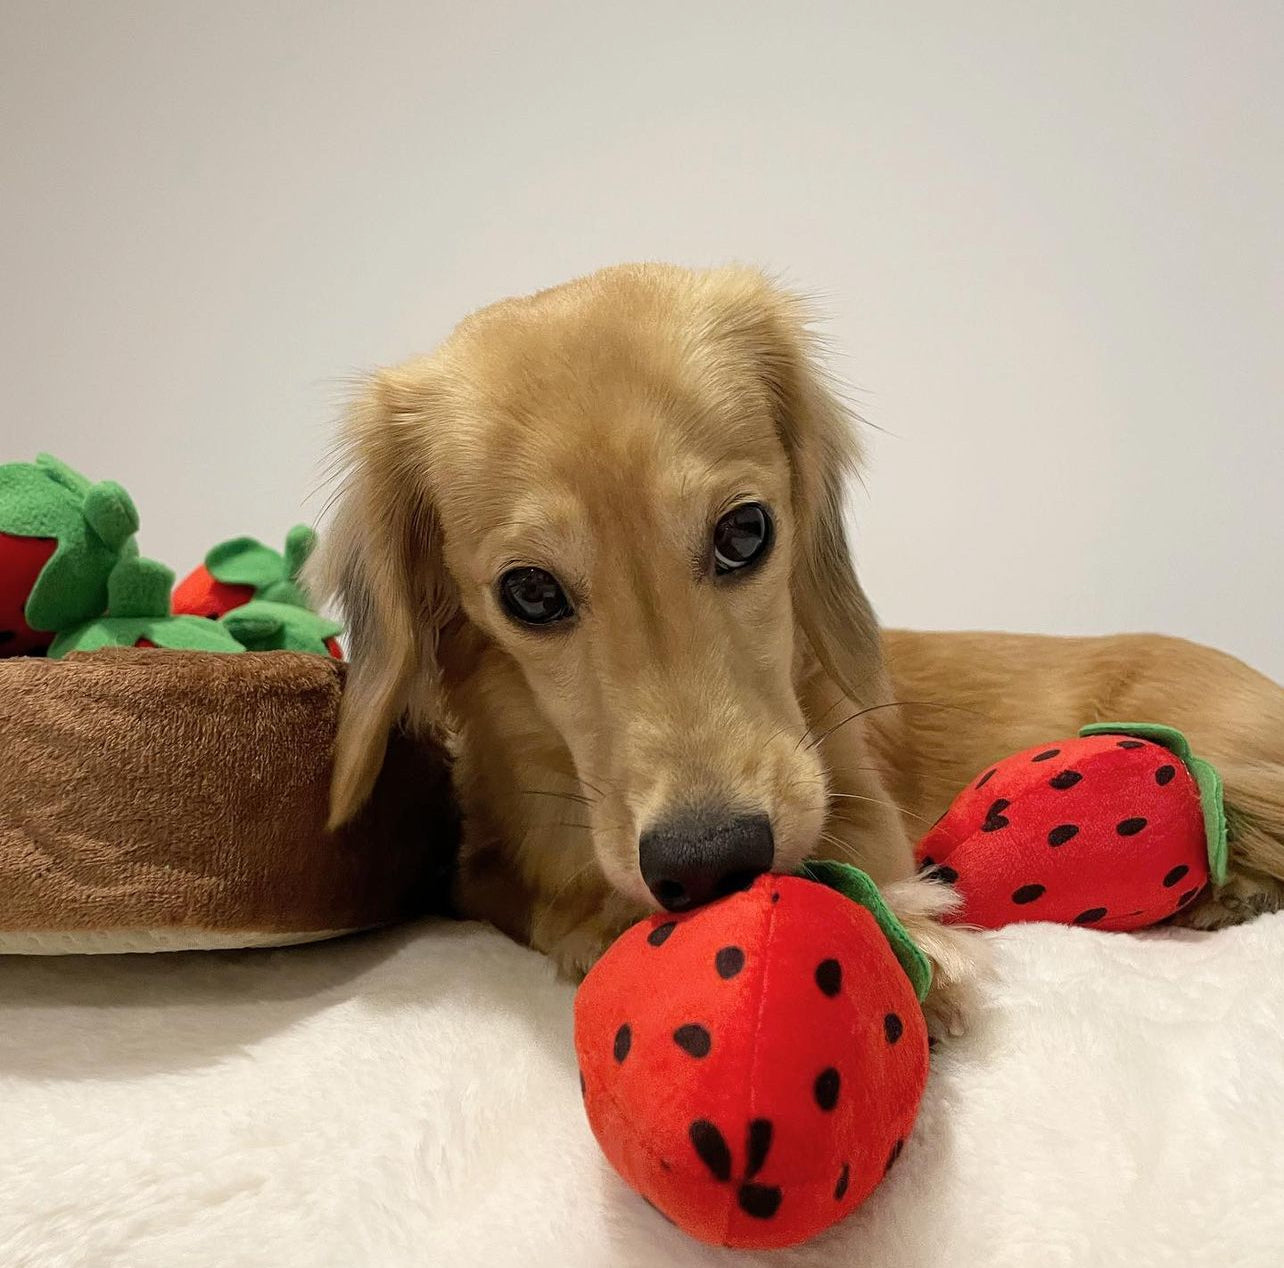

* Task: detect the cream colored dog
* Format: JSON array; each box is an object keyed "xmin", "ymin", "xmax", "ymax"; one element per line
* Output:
[{"xmin": 310, "ymin": 263, "xmax": 1284, "ymax": 1032}]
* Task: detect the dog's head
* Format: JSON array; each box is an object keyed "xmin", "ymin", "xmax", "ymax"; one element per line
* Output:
[{"xmin": 313, "ymin": 264, "xmax": 884, "ymax": 912}]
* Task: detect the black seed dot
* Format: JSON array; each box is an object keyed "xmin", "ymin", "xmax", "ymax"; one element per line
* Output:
[
  {"xmin": 205, "ymin": 611, "xmax": 219, "ymax": 620},
  {"xmin": 613, "ymin": 1024, "xmax": 632, "ymax": 1062},
  {"xmin": 976, "ymin": 768, "xmax": 997, "ymax": 789},
  {"xmin": 981, "ymin": 798, "xmax": 1011, "ymax": 831},
  {"xmin": 1117, "ymin": 817, "xmax": 1148, "ymax": 836},
  {"xmin": 815, "ymin": 958, "xmax": 842, "ymax": 997},
  {"xmin": 647, "ymin": 921, "xmax": 676, "ymax": 947},
  {"xmin": 745, "ymin": 1119, "xmax": 773, "ymax": 1179},
  {"xmin": 1050, "ymin": 770, "xmax": 1083, "ymax": 790},
  {"xmin": 738, "ymin": 1183, "xmax": 782, "ymax": 1219},
  {"xmin": 1155, "ymin": 764, "xmax": 1176, "ymax": 786},
  {"xmin": 715, "ymin": 946, "xmax": 745, "ymax": 979},
  {"xmin": 814, "ymin": 1067, "xmax": 841, "ymax": 1111},
  {"xmin": 1074, "ymin": 907, "xmax": 1108, "ymax": 925},
  {"xmin": 934, "ymin": 865, "xmax": 959, "ymax": 884},
  {"xmin": 689, "ymin": 1120, "xmax": 732, "ymax": 1181},
  {"xmin": 1163, "ymin": 864, "xmax": 1190, "ymax": 888},
  {"xmin": 1032, "ymin": 748, "xmax": 1061, "ymax": 762},
  {"xmin": 1177, "ymin": 886, "xmax": 1201, "ymax": 907},
  {"xmin": 834, "ymin": 1163, "xmax": 850, "ymax": 1200},
  {"xmin": 884, "ymin": 1012, "xmax": 904, "ymax": 1044},
  {"xmin": 1012, "ymin": 884, "xmax": 1046, "ymax": 905},
  {"xmin": 673, "ymin": 1024, "xmax": 711, "ymax": 1058},
  {"xmin": 885, "ymin": 1139, "xmax": 905, "ymax": 1172},
  {"xmin": 771, "ymin": 892, "xmax": 780, "ymax": 903},
  {"xmin": 1048, "ymin": 823, "xmax": 1079, "ymax": 846},
  {"xmin": 1117, "ymin": 740, "xmax": 1145, "ymax": 749},
  {"xmin": 578, "ymin": 1069, "xmax": 586, "ymax": 1097}
]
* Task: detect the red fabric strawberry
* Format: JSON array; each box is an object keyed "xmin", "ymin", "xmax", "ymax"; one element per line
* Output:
[
  {"xmin": 172, "ymin": 525, "xmax": 342, "ymax": 658},
  {"xmin": 574, "ymin": 866, "xmax": 930, "ymax": 1250},
  {"xmin": 0, "ymin": 534, "xmax": 57, "ymax": 655},
  {"xmin": 915, "ymin": 723, "xmax": 1227, "ymax": 932},
  {"xmin": 0, "ymin": 454, "xmax": 139, "ymax": 656}
]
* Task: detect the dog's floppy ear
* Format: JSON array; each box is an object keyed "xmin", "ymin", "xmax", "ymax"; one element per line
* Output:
[
  {"xmin": 307, "ymin": 367, "xmax": 459, "ymax": 827},
  {"xmin": 734, "ymin": 277, "xmax": 886, "ymax": 708}
]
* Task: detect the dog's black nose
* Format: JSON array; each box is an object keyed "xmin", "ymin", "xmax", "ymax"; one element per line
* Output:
[{"xmin": 639, "ymin": 810, "xmax": 774, "ymax": 912}]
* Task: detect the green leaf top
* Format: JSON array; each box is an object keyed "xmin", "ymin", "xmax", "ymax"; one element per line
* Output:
[{"xmin": 204, "ymin": 524, "xmax": 318, "ymax": 607}]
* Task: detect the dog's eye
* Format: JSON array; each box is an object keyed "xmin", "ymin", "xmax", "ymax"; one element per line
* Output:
[
  {"xmin": 498, "ymin": 567, "xmax": 574, "ymax": 626},
  {"xmin": 713, "ymin": 502, "xmax": 773, "ymax": 575}
]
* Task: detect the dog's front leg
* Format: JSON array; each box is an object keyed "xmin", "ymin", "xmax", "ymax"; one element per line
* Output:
[{"xmin": 812, "ymin": 715, "xmax": 991, "ymax": 1039}]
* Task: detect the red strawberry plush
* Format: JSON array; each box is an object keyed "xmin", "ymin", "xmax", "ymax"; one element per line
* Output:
[
  {"xmin": 172, "ymin": 525, "xmax": 342, "ymax": 658},
  {"xmin": 0, "ymin": 534, "xmax": 57, "ymax": 654},
  {"xmin": 574, "ymin": 865, "xmax": 930, "ymax": 1250},
  {"xmin": 915, "ymin": 723, "xmax": 1227, "ymax": 932},
  {"xmin": 0, "ymin": 454, "xmax": 139, "ymax": 656}
]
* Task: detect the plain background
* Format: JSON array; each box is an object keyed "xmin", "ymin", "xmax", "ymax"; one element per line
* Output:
[{"xmin": 3, "ymin": 2, "xmax": 1281, "ymax": 679}]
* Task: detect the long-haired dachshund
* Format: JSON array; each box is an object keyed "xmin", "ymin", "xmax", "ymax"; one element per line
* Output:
[{"xmin": 310, "ymin": 263, "xmax": 1284, "ymax": 1033}]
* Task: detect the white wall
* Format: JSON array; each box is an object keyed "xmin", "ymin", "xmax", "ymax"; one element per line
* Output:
[{"xmin": 3, "ymin": 2, "xmax": 1281, "ymax": 678}]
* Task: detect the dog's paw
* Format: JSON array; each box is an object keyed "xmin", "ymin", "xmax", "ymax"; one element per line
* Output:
[
  {"xmin": 882, "ymin": 874, "xmax": 993, "ymax": 1040},
  {"xmin": 1169, "ymin": 870, "xmax": 1284, "ymax": 930},
  {"xmin": 543, "ymin": 894, "xmax": 646, "ymax": 983}
]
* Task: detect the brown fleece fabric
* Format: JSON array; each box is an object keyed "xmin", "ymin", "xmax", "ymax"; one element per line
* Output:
[{"xmin": 0, "ymin": 649, "xmax": 458, "ymax": 940}]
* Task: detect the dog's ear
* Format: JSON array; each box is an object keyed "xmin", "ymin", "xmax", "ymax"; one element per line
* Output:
[
  {"xmin": 728, "ymin": 275, "xmax": 886, "ymax": 708},
  {"xmin": 307, "ymin": 367, "xmax": 459, "ymax": 827}
]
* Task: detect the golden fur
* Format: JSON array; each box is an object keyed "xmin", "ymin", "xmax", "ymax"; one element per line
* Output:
[{"xmin": 310, "ymin": 263, "xmax": 1284, "ymax": 1031}]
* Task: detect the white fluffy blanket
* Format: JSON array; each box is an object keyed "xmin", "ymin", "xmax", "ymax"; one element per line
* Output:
[{"xmin": 3, "ymin": 914, "xmax": 1283, "ymax": 1267}]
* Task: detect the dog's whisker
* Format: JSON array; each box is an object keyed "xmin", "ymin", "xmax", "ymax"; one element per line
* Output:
[
  {"xmin": 816, "ymin": 831, "xmax": 866, "ymax": 870},
  {"xmin": 806, "ymin": 699, "xmax": 991, "ymax": 752},
  {"xmin": 575, "ymin": 774, "xmax": 609, "ymax": 799},
  {"xmin": 827, "ymin": 794, "xmax": 934, "ymax": 826},
  {"xmin": 519, "ymin": 788, "xmax": 597, "ymax": 808},
  {"xmin": 763, "ymin": 720, "xmax": 803, "ymax": 750}
]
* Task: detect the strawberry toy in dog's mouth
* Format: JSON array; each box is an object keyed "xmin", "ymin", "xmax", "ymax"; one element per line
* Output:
[{"xmin": 574, "ymin": 863, "xmax": 930, "ymax": 1250}]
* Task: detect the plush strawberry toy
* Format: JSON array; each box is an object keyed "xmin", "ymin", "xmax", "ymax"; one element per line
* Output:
[
  {"xmin": 49, "ymin": 555, "xmax": 245, "ymax": 657},
  {"xmin": 915, "ymin": 723, "xmax": 1227, "ymax": 932},
  {"xmin": 172, "ymin": 525, "xmax": 341, "ymax": 657},
  {"xmin": 575, "ymin": 863, "xmax": 930, "ymax": 1250},
  {"xmin": 0, "ymin": 454, "xmax": 139, "ymax": 656}
]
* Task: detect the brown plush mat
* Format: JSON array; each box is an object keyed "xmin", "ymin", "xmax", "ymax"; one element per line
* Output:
[{"xmin": 0, "ymin": 649, "xmax": 457, "ymax": 952}]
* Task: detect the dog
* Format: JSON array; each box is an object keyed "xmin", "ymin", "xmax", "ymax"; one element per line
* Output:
[{"xmin": 309, "ymin": 263, "xmax": 1284, "ymax": 1033}]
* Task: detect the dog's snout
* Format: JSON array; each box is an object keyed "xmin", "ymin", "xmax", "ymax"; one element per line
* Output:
[{"xmin": 639, "ymin": 809, "xmax": 774, "ymax": 912}]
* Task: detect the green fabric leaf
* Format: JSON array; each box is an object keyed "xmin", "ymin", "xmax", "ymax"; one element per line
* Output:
[
  {"xmin": 107, "ymin": 556, "xmax": 176, "ymax": 618},
  {"xmin": 1079, "ymin": 722, "xmax": 1228, "ymax": 885},
  {"xmin": 0, "ymin": 457, "xmax": 140, "ymax": 632},
  {"xmin": 34, "ymin": 453, "xmax": 91, "ymax": 498},
  {"xmin": 282, "ymin": 523, "xmax": 317, "ymax": 581},
  {"xmin": 797, "ymin": 859, "xmax": 933, "ymax": 1002},
  {"xmin": 205, "ymin": 537, "xmax": 287, "ymax": 589},
  {"xmin": 204, "ymin": 525, "xmax": 317, "ymax": 608},
  {"xmin": 82, "ymin": 481, "xmax": 139, "ymax": 550},
  {"xmin": 220, "ymin": 599, "xmax": 341, "ymax": 655},
  {"xmin": 49, "ymin": 614, "xmax": 246, "ymax": 658}
]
